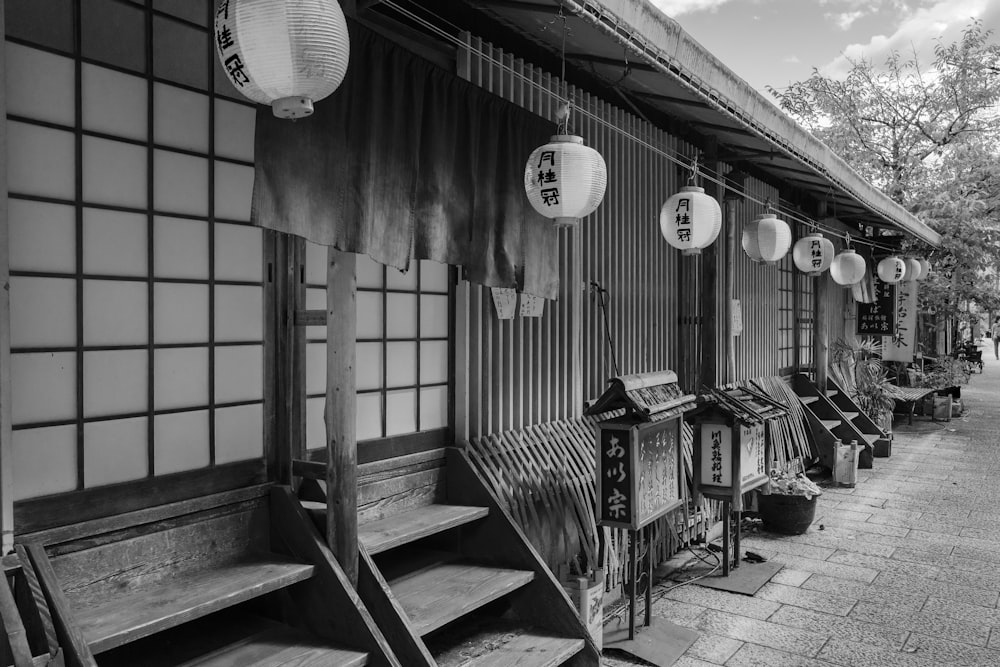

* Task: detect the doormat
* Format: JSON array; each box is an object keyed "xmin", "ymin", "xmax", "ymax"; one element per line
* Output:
[
  {"xmin": 692, "ymin": 560, "xmax": 782, "ymax": 595},
  {"xmin": 603, "ymin": 617, "xmax": 698, "ymax": 667}
]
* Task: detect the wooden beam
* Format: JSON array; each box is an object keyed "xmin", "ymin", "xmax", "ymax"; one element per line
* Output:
[
  {"xmin": 700, "ymin": 137, "xmax": 720, "ymax": 388},
  {"xmin": 814, "ymin": 271, "xmax": 829, "ymax": 392},
  {"xmin": 565, "ymin": 53, "xmax": 657, "ymax": 72},
  {"xmin": 294, "ymin": 309, "xmax": 328, "ymax": 326},
  {"xmin": 0, "ymin": 0, "xmax": 14, "ymax": 554},
  {"xmin": 325, "ymin": 248, "xmax": 358, "ymax": 587},
  {"xmin": 724, "ymin": 198, "xmax": 738, "ymax": 383},
  {"xmin": 474, "ymin": 0, "xmax": 563, "ymax": 14}
]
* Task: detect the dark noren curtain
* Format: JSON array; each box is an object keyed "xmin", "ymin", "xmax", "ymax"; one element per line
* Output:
[{"xmin": 251, "ymin": 24, "xmax": 559, "ymax": 299}]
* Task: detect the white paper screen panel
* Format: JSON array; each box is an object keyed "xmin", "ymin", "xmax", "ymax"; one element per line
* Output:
[
  {"xmin": 304, "ymin": 241, "xmax": 452, "ymax": 445},
  {"xmin": 5, "ymin": 7, "xmax": 262, "ymax": 503},
  {"xmin": 5, "ymin": 42, "xmax": 75, "ymax": 125},
  {"xmin": 82, "ymin": 63, "xmax": 147, "ymax": 140},
  {"xmin": 8, "ymin": 200, "xmax": 76, "ymax": 273}
]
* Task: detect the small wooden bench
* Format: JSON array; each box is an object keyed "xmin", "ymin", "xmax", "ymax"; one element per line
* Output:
[
  {"xmin": 19, "ymin": 484, "xmax": 396, "ymax": 667},
  {"xmin": 886, "ymin": 386, "xmax": 937, "ymax": 425}
]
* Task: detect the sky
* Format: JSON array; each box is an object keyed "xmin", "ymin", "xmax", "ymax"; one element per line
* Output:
[{"xmin": 649, "ymin": 0, "xmax": 1000, "ymax": 99}]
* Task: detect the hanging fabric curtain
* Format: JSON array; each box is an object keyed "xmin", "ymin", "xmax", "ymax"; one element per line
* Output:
[{"xmin": 251, "ymin": 23, "xmax": 558, "ymax": 298}]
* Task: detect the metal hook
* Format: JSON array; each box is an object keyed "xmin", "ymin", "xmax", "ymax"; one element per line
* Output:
[{"xmin": 688, "ymin": 154, "xmax": 699, "ymax": 185}]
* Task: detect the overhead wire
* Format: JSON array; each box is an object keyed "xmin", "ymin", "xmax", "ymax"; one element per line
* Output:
[{"xmin": 380, "ymin": 0, "xmax": 909, "ymax": 253}]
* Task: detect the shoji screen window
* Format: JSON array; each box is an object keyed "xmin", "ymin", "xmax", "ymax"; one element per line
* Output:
[
  {"xmin": 303, "ymin": 245, "xmax": 452, "ymax": 450},
  {"xmin": 5, "ymin": 0, "xmax": 263, "ymax": 510},
  {"xmin": 777, "ymin": 253, "xmax": 795, "ymax": 373}
]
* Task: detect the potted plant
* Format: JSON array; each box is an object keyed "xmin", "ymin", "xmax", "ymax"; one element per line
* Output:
[
  {"xmin": 757, "ymin": 470, "xmax": 823, "ymax": 535},
  {"xmin": 830, "ymin": 338, "xmax": 897, "ymax": 432}
]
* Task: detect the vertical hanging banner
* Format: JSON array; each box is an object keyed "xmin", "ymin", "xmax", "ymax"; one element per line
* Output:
[
  {"xmin": 883, "ymin": 280, "xmax": 917, "ymax": 362},
  {"xmin": 857, "ymin": 277, "xmax": 896, "ymax": 335}
]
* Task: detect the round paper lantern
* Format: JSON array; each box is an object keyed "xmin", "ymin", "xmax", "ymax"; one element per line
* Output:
[
  {"xmin": 916, "ymin": 258, "xmax": 931, "ymax": 280},
  {"xmin": 877, "ymin": 256, "xmax": 906, "ymax": 284},
  {"xmin": 903, "ymin": 257, "xmax": 922, "ymax": 282},
  {"xmin": 830, "ymin": 249, "xmax": 866, "ymax": 286},
  {"xmin": 742, "ymin": 214, "xmax": 791, "ymax": 264},
  {"xmin": 524, "ymin": 135, "xmax": 607, "ymax": 228},
  {"xmin": 792, "ymin": 233, "xmax": 835, "ymax": 276},
  {"xmin": 215, "ymin": 0, "xmax": 351, "ymax": 119},
  {"xmin": 659, "ymin": 186, "xmax": 722, "ymax": 255}
]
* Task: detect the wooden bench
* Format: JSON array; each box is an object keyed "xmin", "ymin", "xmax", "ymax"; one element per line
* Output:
[
  {"xmin": 19, "ymin": 484, "xmax": 396, "ymax": 667},
  {"xmin": 886, "ymin": 385, "xmax": 937, "ymax": 425}
]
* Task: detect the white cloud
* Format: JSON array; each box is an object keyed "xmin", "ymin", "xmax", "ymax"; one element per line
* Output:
[
  {"xmin": 783, "ymin": 55, "xmax": 801, "ymax": 63},
  {"xmin": 830, "ymin": 10, "xmax": 866, "ymax": 29},
  {"xmin": 820, "ymin": 0, "xmax": 994, "ymax": 78},
  {"xmin": 649, "ymin": 0, "xmax": 736, "ymax": 18}
]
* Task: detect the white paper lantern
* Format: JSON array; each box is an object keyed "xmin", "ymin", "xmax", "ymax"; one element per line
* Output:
[
  {"xmin": 916, "ymin": 258, "xmax": 931, "ymax": 280},
  {"xmin": 877, "ymin": 256, "xmax": 906, "ymax": 284},
  {"xmin": 524, "ymin": 135, "xmax": 607, "ymax": 228},
  {"xmin": 742, "ymin": 213, "xmax": 791, "ymax": 264},
  {"xmin": 659, "ymin": 186, "xmax": 722, "ymax": 255},
  {"xmin": 215, "ymin": 0, "xmax": 351, "ymax": 119},
  {"xmin": 830, "ymin": 249, "xmax": 866, "ymax": 286},
  {"xmin": 792, "ymin": 233, "xmax": 834, "ymax": 276},
  {"xmin": 903, "ymin": 258, "xmax": 922, "ymax": 282}
]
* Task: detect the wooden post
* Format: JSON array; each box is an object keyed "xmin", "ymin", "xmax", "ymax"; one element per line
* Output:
[
  {"xmin": 326, "ymin": 248, "xmax": 358, "ymax": 587},
  {"xmin": 814, "ymin": 272, "xmax": 830, "ymax": 392},
  {"xmin": 724, "ymin": 198, "xmax": 738, "ymax": 383},
  {"xmin": 0, "ymin": 0, "xmax": 14, "ymax": 554},
  {"xmin": 700, "ymin": 138, "xmax": 720, "ymax": 389}
]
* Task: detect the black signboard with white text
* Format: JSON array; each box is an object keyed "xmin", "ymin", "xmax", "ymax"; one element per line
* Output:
[{"xmin": 857, "ymin": 277, "xmax": 896, "ymax": 336}]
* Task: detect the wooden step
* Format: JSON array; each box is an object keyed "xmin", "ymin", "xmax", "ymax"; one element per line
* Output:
[
  {"xmin": 432, "ymin": 624, "xmax": 584, "ymax": 667},
  {"xmin": 97, "ymin": 609, "xmax": 367, "ymax": 667},
  {"xmin": 360, "ymin": 504, "xmax": 489, "ymax": 555},
  {"xmin": 75, "ymin": 555, "xmax": 316, "ymax": 653},
  {"xmin": 819, "ymin": 419, "xmax": 841, "ymax": 431},
  {"xmin": 826, "ymin": 389, "xmax": 838, "ymax": 397},
  {"xmin": 386, "ymin": 555, "xmax": 535, "ymax": 636},
  {"xmin": 800, "ymin": 396, "xmax": 820, "ymax": 405},
  {"xmin": 842, "ymin": 411, "xmax": 860, "ymax": 420}
]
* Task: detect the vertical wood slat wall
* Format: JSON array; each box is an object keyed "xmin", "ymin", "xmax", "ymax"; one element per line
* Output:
[
  {"xmin": 456, "ymin": 33, "xmax": 695, "ymax": 437},
  {"xmin": 728, "ymin": 177, "xmax": 785, "ymax": 380}
]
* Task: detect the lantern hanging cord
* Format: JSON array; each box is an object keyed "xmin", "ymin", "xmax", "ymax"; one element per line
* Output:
[
  {"xmin": 380, "ymin": 0, "xmax": 910, "ymax": 253},
  {"xmin": 688, "ymin": 154, "xmax": 699, "ymax": 186},
  {"xmin": 590, "ymin": 281, "xmax": 620, "ymax": 376}
]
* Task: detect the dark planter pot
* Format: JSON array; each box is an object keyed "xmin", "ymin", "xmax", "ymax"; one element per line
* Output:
[
  {"xmin": 757, "ymin": 493, "xmax": 817, "ymax": 535},
  {"xmin": 937, "ymin": 386, "xmax": 961, "ymax": 399}
]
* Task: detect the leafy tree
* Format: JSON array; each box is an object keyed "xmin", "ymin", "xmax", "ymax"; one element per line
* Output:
[
  {"xmin": 769, "ymin": 20, "xmax": 1000, "ymax": 331},
  {"xmin": 770, "ymin": 20, "xmax": 1000, "ymax": 204}
]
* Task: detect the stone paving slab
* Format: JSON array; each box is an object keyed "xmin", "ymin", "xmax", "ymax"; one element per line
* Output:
[{"xmin": 602, "ymin": 353, "xmax": 1000, "ymax": 665}]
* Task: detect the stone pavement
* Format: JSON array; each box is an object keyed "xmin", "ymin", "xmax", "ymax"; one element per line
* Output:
[{"xmin": 605, "ymin": 344, "xmax": 1000, "ymax": 666}]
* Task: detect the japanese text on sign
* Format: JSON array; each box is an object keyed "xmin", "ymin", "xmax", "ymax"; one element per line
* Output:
[
  {"xmin": 599, "ymin": 431, "xmax": 631, "ymax": 524},
  {"xmin": 857, "ymin": 277, "xmax": 896, "ymax": 335},
  {"xmin": 637, "ymin": 427, "xmax": 678, "ymax": 526},
  {"xmin": 700, "ymin": 423, "xmax": 732, "ymax": 487},
  {"xmin": 884, "ymin": 279, "xmax": 917, "ymax": 363}
]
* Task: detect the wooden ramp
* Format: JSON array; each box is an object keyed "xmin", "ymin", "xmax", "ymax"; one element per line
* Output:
[
  {"xmin": 297, "ymin": 447, "xmax": 598, "ymax": 666},
  {"xmin": 19, "ymin": 484, "xmax": 399, "ymax": 667}
]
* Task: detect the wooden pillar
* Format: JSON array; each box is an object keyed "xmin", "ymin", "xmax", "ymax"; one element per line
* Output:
[
  {"xmin": 0, "ymin": 0, "xmax": 14, "ymax": 554},
  {"xmin": 724, "ymin": 198, "xmax": 738, "ymax": 383},
  {"xmin": 813, "ymin": 202, "xmax": 829, "ymax": 391},
  {"xmin": 814, "ymin": 272, "xmax": 829, "ymax": 392},
  {"xmin": 700, "ymin": 138, "xmax": 720, "ymax": 389},
  {"xmin": 326, "ymin": 248, "xmax": 358, "ymax": 586}
]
